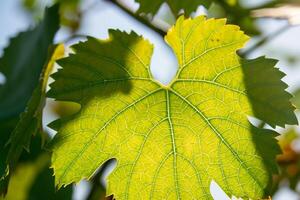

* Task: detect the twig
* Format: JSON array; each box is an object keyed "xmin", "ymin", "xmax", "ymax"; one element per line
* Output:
[
  {"xmin": 105, "ymin": 0, "xmax": 166, "ymax": 37},
  {"xmin": 242, "ymin": 24, "xmax": 290, "ymax": 56}
]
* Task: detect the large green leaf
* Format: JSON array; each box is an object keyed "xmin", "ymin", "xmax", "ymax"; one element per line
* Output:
[
  {"xmin": 0, "ymin": 4, "xmax": 59, "ymax": 121},
  {"xmin": 135, "ymin": 0, "xmax": 212, "ymax": 16},
  {"xmin": 48, "ymin": 16, "xmax": 297, "ymax": 199}
]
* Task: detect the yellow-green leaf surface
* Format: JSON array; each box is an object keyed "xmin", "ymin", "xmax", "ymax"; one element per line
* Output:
[
  {"xmin": 135, "ymin": 0, "xmax": 212, "ymax": 16},
  {"xmin": 48, "ymin": 16, "xmax": 297, "ymax": 199}
]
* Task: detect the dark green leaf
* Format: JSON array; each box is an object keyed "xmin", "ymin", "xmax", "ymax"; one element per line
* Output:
[
  {"xmin": 6, "ymin": 45, "xmax": 64, "ymax": 170},
  {"xmin": 0, "ymin": 4, "xmax": 59, "ymax": 121}
]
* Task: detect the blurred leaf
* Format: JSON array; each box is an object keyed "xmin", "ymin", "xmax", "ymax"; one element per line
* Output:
[
  {"xmin": 6, "ymin": 44, "xmax": 64, "ymax": 171},
  {"xmin": 0, "ymin": 4, "xmax": 59, "ymax": 193},
  {"xmin": 135, "ymin": 0, "xmax": 213, "ymax": 16},
  {"xmin": 48, "ymin": 16, "xmax": 296, "ymax": 199},
  {"xmin": 2, "ymin": 130, "xmax": 73, "ymax": 199},
  {"xmin": 22, "ymin": 0, "xmax": 81, "ymax": 32},
  {"xmin": 208, "ymin": 1, "xmax": 260, "ymax": 35},
  {"xmin": 58, "ymin": 0, "xmax": 81, "ymax": 32},
  {"xmin": 0, "ymin": 119, "xmax": 18, "ymax": 194},
  {"xmin": 276, "ymin": 129, "xmax": 300, "ymax": 191},
  {"xmin": 292, "ymin": 89, "xmax": 300, "ymax": 109},
  {"xmin": 23, "ymin": 0, "xmax": 37, "ymax": 11},
  {"xmin": 286, "ymin": 55, "xmax": 298, "ymax": 65},
  {"xmin": 225, "ymin": 0, "xmax": 237, "ymax": 6},
  {"xmin": 278, "ymin": 129, "xmax": 298, "ymax": 148},
  {"xmin": 2, "ymin": 155, "xmax": 49, "ymax": 200},
  {"xmin": 28, "ymin": 157, "xmax": 73, "ymax": 200},
  {"xmin": 0, "ymin": 4, "xmax": 59, "ymax": 121},
  {"xmin": 1, "ymin": 153, "xmax": 72, "ymax": 200},
  {"xmin": 0, "ymin": 120, "xmax": 17, "ymax": 177}
]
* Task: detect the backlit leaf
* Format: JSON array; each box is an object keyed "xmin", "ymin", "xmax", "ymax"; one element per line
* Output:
[{"xmin": 48, "ymin": 16, "xmax": 297, "ymax": 199}]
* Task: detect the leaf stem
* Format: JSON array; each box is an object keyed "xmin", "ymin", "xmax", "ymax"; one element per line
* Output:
[{"xmin": 105, "ymin": 0, "xmax": 166, "ymax": 37}]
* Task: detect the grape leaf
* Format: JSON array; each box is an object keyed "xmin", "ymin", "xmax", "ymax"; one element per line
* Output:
[
  {"xmin": 0, "ymin": 4, "xmax": 59, "ymax": 121},
  {"xmin": 6, "ymin": 44, "xmax": 64, "ymax": 170},
  {"xmin": 135, "ymin": 0, "xmax": 212, "ymax": 16},
  {"xmin": 48, "ymin": 16, "xmax": 297, "ymax": 199},
  {"xmin": 0, "ymin": 4, "xmax": 59, "ymax": 184}
]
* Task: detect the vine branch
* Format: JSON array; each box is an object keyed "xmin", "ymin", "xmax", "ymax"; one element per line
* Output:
[{"xmin": 105, "ymin": 0, "xmax": 166, "ymax": 37}]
